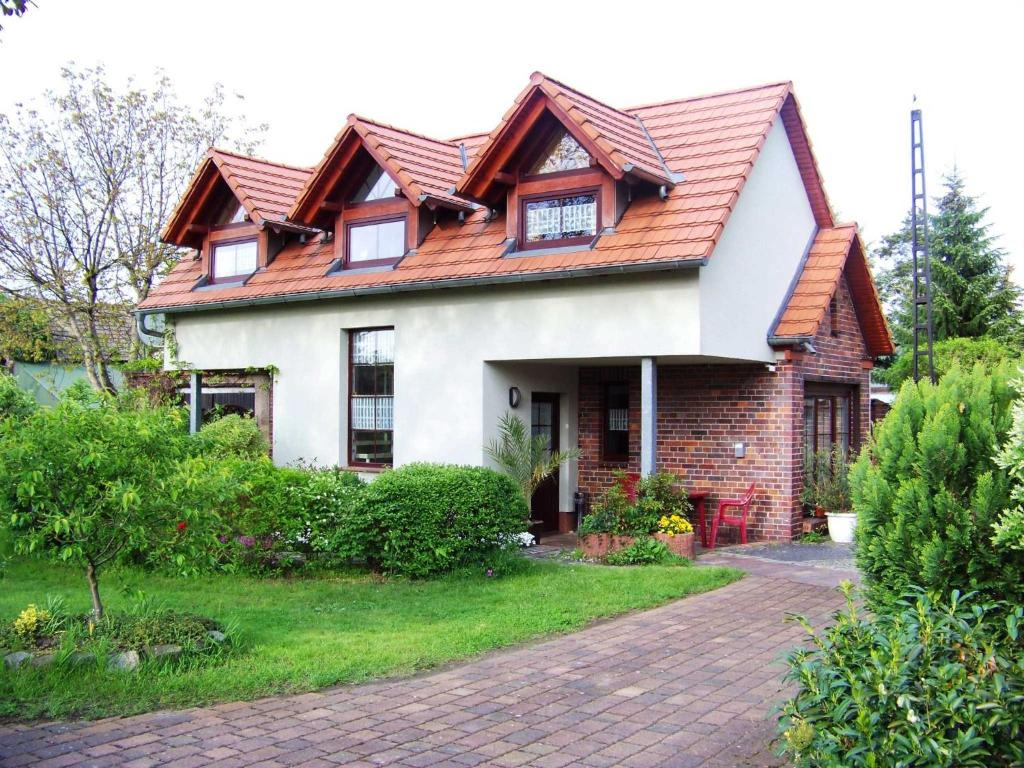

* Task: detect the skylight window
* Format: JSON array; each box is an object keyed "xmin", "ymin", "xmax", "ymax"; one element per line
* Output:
[
  {"xmin": 528, "ymin": 129, "xmax": 591, "ymax": 175},
  {"xmin": 351, "ymin": 165, "xmax": 398, "ymax": 203}
]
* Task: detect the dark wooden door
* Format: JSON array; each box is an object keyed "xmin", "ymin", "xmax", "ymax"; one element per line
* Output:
[{"xmin": 530, "ymin": 393, "xmax": 560, "ymax": 533}]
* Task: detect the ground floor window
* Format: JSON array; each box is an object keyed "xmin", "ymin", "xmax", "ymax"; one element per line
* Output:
[
  {"xmin": 349, "ymin": 327, "xmax": 394, "ymax": 466},
  {"xmin": 178, "ymin": 386, "xmax": 256, "ymax": 423},
  {"xmin": 803, "ymin": 385, "xmax": 854, "ymax": 460},
  {"xmin": 602, "ymin": 382, "xmax": 629, "ymax": 461}
]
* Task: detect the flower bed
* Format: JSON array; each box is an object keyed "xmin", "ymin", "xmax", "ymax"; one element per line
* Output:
[{"xmin": 579, "ymin": 531, "xmax": 695, "ymax": 560}]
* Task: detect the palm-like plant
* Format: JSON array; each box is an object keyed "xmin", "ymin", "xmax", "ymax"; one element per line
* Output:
[{"xmin": 484, "ymin": 411, "xmax": 581, "ymax": 504}]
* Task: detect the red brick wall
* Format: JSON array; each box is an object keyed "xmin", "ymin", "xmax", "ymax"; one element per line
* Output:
[{"xmin": 577, "ymin": 273, "xmax": 872, "ymax": 543}]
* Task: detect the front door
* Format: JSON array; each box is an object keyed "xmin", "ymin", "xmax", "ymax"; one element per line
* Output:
[{"xmin": 530, "ymin": 393, "xmax": 560, "ymax": 533}]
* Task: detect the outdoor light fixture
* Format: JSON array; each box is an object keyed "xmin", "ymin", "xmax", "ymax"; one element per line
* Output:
[{"xmin": 508, "ymin": 386, "xmax": 521, "ymax": 408}]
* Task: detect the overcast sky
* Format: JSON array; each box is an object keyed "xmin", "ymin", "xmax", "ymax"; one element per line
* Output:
[{"xmin": 2, "ymin": 1, "xmax": 1021, "ymax": 281}]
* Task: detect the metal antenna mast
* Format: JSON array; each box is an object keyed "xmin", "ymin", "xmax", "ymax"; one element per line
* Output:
[{"xmin": 910, "ymin": 106, "xmax": 936, "ymax": 383}]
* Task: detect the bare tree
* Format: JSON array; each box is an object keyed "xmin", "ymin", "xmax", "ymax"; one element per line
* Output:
[{"xmin": 0, "ymin": 65, "xmax": 264, "ymax": 390}]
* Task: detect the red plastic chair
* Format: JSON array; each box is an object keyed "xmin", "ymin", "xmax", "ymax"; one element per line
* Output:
[{"xmin": 708, "ymin": 483, "xmax": 757, "ymax": 549}]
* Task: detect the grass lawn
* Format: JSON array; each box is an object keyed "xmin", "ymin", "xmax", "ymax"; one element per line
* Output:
[{"xmin": 0, "ymin": 556, "xmax": 742, "ymax": 721}]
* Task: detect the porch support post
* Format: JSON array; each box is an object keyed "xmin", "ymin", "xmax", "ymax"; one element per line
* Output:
[
  {"xmin": 189, "ymin": 371, "xmax": 202, "ymax": 434},
  {"xmin": 641, "ymin": 356, "xmax": 658, "ymax": 477}
]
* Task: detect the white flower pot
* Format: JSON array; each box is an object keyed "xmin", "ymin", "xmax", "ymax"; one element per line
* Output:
[{"xmin": 826, "ymin": 511, "xmax": 856, "ymax": 543}]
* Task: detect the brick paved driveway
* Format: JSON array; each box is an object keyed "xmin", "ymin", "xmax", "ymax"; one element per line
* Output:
[{"xmin": 1, "ymin": 556, "xmax": 846, "ymax": 768}]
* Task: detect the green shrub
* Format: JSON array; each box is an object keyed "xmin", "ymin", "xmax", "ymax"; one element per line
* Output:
[
  {"xmin": 352, "ymin": 463, "xmax": 528, "ymax": 577},
  {"xmin": 881, "ymin": 335, "xmax": 1020, "ymax": 387},
  {"xmin": 780, "ymin": 586, "xmax": 1024, "ymax": 767},
  {"xmin": 0, "ymin": 389, "xmax": 219, "ymax": 617},
  {"xmin": 605, "ymin": 537, "xmax": 685, "ymax": 566},
  {"xmin": 0, "ymin": 372, "xmax": 35, "ymax": 421},
  {"xmin": 853, "ymin": 363, "xmax": 1022, "ymax": 605},
  {"xmin": 579, "ymin": 472, "xmax": 692, "ymax": 536},
  {"xmin": 194, "ymin": 413, "xmax": 268, "ymax": 458},
  {"xmin": 994, "ymin": 383, "xmax": 1024, "ymax": 552},
  {"xmin": 292, "ymin": 465, "xmax": 364, "ymax": 555}
]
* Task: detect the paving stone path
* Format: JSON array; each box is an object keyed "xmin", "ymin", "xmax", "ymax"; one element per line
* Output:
[{"xmin": 1, "ymin": 557, "xmax": 846, "ymax": 768}]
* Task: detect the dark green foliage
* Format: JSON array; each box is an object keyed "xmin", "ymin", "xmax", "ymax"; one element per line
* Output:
[
  {"xmin": 605, "ymin": 538, "xmax": 686, "ymax": 566},
  {"xmin": 873, "ymin": 171, "xmax": 1023, "ymax": 367},
  {"xmin": 780, "ymin": 587, "xmax": 1024, "ymax": 767},
  {"xmin": 853, "ymin": 363, "xmax": 1022, "ymax": 605},
  {"xmin": 352, "ymin": 463, "xmax": 528, "ymax": 577},
  {"xmin": 194, "ymin": 414, "xmax": 268, "ymax": 458},
  {"xmin": 801, "ymin": 446, "xmax": 851, "ymax": 511},
  {"xmin": 0, "ymin": 372, "xmax": 35, "ymax": 421},
  {"xmin": 880, "ymin": 335, "xmax": 1019, "ymax": 388},
  {"xmin": 578, "ymin": 472, "xmax": 692, "ymax": 535}
]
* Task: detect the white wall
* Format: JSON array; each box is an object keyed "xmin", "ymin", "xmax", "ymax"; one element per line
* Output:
[
  {"xmin": 698, "ymin": 117, "xmax": 818, "ymax": 362},
  {"xmin": 170, "ymin": 271, "xmax": 699, "ymax": 474}
]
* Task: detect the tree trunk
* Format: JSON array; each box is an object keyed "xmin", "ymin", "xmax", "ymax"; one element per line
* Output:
[{"xmin": 85, "ymin": 562, "xmax": 104, "ymax": 620}]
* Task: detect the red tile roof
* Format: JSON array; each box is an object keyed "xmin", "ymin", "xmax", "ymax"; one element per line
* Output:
[
  {"xmin": 290, "ymin": 116, "xmax": 473, "ymax": 225},
  {"xmin": 162, "ymin": 149, "xmax": 313, "ymax": 246},
  {"xmin": 772, "ymin": 224, "xmax": 894, "ymax": 357},
  {"xmin": 142, "ymin": 77, "xmax": 854, "ymax": 328}
]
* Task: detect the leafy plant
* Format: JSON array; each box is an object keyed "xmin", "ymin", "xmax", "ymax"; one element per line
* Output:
[
  {"xmin": 802, "ymin": 447, "xmax": 852, "ymax": 513},
  {"xmin": 780, "ymin": 585, "xmax": 1024, "ymax": 767},
  {"xmin": 657, "ymin": 513, "xmax": 694, "ymax": 537},
  {"xmin": 606, "ymin": 538, "xmax": 684, "ymax": 566},
  {"xmin": 194, "ymin": 413, "xmax": 268, "ymax": 458},
  {"xmin": 484, "ymin": 411, "xmax": 580, "ymax": 504},
  {"xmin": 0, "ymin": 372, "xmax": 35, "ymax": 422},
  {"xmin": 580, "ymin": 472, "xmax": 693, "ymax": 536},
  {"xmin": 0, "ymin": 389, "xmax": 221, "ymax": 617},
  {"xmin": 852, "ymin": 363, "xmax": 1021, "ymax": 606},
  {"xmin": 352, "ymin": 463, "xmax": 528, "ymax": 578}
]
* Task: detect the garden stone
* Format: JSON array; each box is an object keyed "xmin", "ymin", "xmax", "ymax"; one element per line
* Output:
[
  {"xmin": 149, "ymin": 644, "xmax": 182, "ymax": 660},
  {"xmin": 30, "ymin": 653, "xmax": 56, "ymax": 668},
  {"xmin": 206, "ymin": 630, "xmax": 226, "ymax": 644},
  {"xmin": 69, "ymin": 651, "xmax": 95, "ymax": 666},
  {"xmin": 4, "ymin": 651, "xmax": 31, "ymax": 669},
  {"xmin": 108, "ymin": 650, "xmax": 140, "ymax": 671}
]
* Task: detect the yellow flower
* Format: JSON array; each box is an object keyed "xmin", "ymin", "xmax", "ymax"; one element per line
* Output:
[{"xmin": 13, "ymin": 604, "xmax": 51, "ymax": 637}]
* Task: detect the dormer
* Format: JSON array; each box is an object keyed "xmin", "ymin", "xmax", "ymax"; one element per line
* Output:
[
  {"xmin": 161, "ymin": 149, "xmax": 316, "ymax": 287},
  {"xmin": 454, "ymin": 72, "xmax": 682, "ymax": 253},
  {"xmin": 289, "ymin": 116, "xmax": 474, "ymax": 273}
]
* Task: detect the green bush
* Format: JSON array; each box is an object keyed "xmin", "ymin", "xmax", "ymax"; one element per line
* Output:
[
  {"xmin": 605, "ymin": 537, "xmax": 685, "ymax": 566},
  {"xmin": 994, "ymin": 383, "xmax": 1024, "ymax": 552},
  {"xmin": 0, "ymin": 389, "xmax": 221, "ymax": 617},
  {"xmin": 881, "ymin": 335, "xmax": 1019, "ymax": 387},
  {"xmin": 853, "ymin": 363, "xmax": 1022, "ymax": 605},
  {"xmin": 579, "ymin": 472, "xmax": 692, "ymax": 536},
  {"xmin": 292, "ymin": 465, "xmax": 364, "ymax": 556},
  {"xmin": 0, "ymin": 372, "xmax": 35, "ymax": 421},
  {"xmin": 352, "ymin": 463, "xmax": 528, "ymax": 577},
  {"xmin": 780, "ymin": 586, "xmax": 1024, "ymax": 767},
  {"xmin": 194, "ymin": 413, "xmax": 268, "ymax": 458}
]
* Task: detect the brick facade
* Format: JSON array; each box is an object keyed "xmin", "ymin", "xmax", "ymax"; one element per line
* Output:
[{"xmin": 577, "ymin": 273, "xmax": 872, "ymax": 543}]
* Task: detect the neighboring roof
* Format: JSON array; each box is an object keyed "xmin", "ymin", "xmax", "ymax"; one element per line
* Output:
[
  {"xmin": 289, "ymin": 115, "xmax": 474, "ymax": 225},
  {"xmin": 140, "ymin": 77, "xmax": 838, "ymax": 313},
  {"xmin": 162, "ymin": 149, "xmax": 313, "ymax": 246},
  {"xmin": 771, "ymin": 224, "xmax": 894, "ymax": 357},
  {"xmin": 457, "ymin": 72, "xmax": 676, "ymax": 201}
]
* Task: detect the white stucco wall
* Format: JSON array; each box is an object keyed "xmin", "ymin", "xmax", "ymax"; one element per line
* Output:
[
  {"xmin": 170, "ymin": 272, "xmax": 699, "ymax": 494},
  {"xmin": 698, "ymin": 116, "xmax": 818, "ymax": 362}
]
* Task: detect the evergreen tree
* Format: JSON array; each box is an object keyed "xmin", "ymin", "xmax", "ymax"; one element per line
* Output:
[{"xmin": 872, "ymin": 170, "xmax": 1023, "ymax": 371}]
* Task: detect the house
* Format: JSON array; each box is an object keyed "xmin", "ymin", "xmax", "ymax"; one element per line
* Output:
[{"xmin": 137, "ymin": 74, "xmax": 893, "ymax": 542}]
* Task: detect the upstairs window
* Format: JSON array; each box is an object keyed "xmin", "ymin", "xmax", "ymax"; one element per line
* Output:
[
  {"xmin": 528, "ymin": 129, "xmax": 591, "ymax": 175},
  {"xmin": 216, "ymin": 199, "xmax": 248, "ymax": 225},
  {"xmin": 351, "ymin": 166, "xmax": 398, "ymax": 203},
  {"xmin": 521, "ymin": 190, "xmax": 598, "ymax": 249},
  {"xmin": 212, "ymin": 239, "xmax": 257, "ymax": 282},
  {"xmin": 346, "ymin": 216, "xmax": 406, "ymax": 267},
  {"xmin": 602, "ymin": 382, "xmax": 629, "ymax": 462},
  {"xmin": 349, "ymin": 328, "xmax": 394, "ymax": 466}
]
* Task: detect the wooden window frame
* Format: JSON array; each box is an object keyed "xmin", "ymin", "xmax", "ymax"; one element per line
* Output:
[
  {"xmin": 601, "ymin": 381, "xmax": 630, "ymax": 463},
  {"xmin": 518, "ymin": 185, "xmax": 601, "ymax": 251},
  {"xmin": 347, "ymin": 326, "xmax": 395, "ymax": 469},
  {"xmin": 803, "ymin": 383, "xmax": 859, "ymax": 457},
  {"xmin": 209, "ymin": 235, "xmax": 259, "ymax": 284},
  {"xmin": 343, "ymin": 213, "xmax": 407, "ymax": 270}
]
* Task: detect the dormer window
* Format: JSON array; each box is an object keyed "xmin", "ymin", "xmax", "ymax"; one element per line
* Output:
[
  {"xmin": 522, "ymin": 189, "xmax": 598, "ymax": 248},
  {"xmin": 346, "ymin": 217, "xmax": 405, "ymax": 267},
  {"xmin": 217, "ymin": 199, "xmax": 248, "ymax": 225},
  {"xmin": 528, "ymin": 129, "xmax": 591, "ymax": 175},
  {"xmin": 212, "ymin": 239, "xmax": 258, "ymax": 282},
  {"xmin": 351, "ymin": 166, "xmax": 398, "ymax": 203}
]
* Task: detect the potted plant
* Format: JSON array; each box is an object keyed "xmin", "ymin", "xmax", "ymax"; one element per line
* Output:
[
  {"xmin": 804, "ymin": 446, "xmax": 855, "ymax": 543},
  {"xmin": 801, "ymin": 450, "xmax": 830, "ymax": 517}
]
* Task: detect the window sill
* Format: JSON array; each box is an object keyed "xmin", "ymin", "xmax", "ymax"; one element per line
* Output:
[
  {"xmin": 343, "ymin": 464, "xmax": 391, "ymax": 474},
  {"xmin": 503, "ymin": 234, "xmax": 602, "ymax": 259}
]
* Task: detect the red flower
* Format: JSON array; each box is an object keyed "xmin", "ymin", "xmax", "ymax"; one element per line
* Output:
[{"xmin": 176, "ymin": 521, "xmax": 187, "ymax": 531}]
